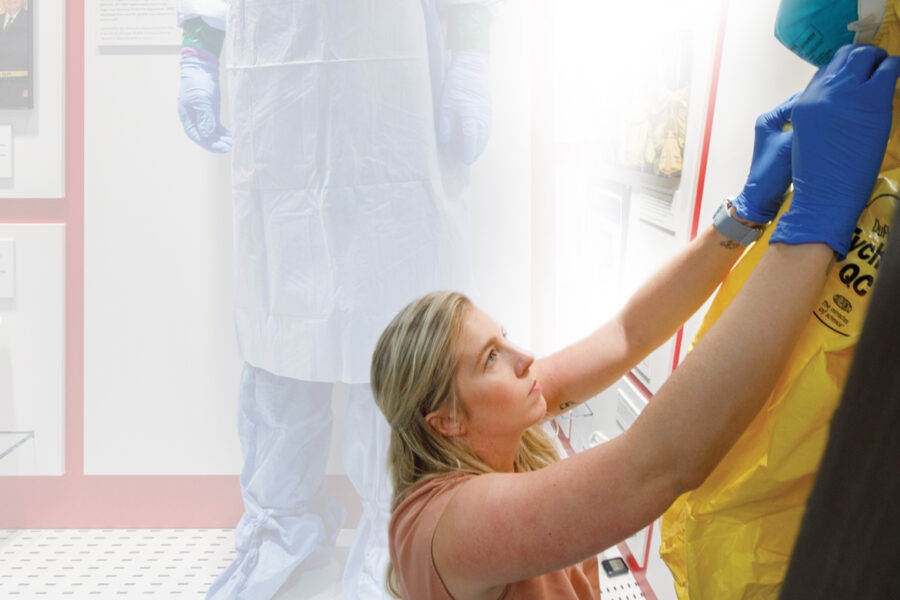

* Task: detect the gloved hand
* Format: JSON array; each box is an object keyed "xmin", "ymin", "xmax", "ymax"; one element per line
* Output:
[
  {"xmin": 178, "ymin": 57, "xmax": 232, "ymax": 154},
  {"xmin": 771, "ymin": 44, "xmax": 900, "ymax": 258},
  {"xmin": 731, "ymin": 95, "xmax": 799, "ymax": 224},
  {"xmin": 438, "ymin": 50, "xmax": 492, "ymax": 166}
]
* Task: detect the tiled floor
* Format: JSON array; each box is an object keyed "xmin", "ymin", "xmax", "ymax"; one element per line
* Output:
[
  {"xmin": 0, "ymin": 528, "xmax": 350, "ymax": 599},
  {"xmin": 0, "ymin": 528, "xmax": 643, "ymax": 599},
  {"xmin": 0, "ymin": 528, "xmax": 237, "ymax": 598}
]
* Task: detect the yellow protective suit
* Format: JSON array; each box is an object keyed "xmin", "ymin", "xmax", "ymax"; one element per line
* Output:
[{"xmin": 659, "ymin": 4, "xmax": 900, "ymax": 598}]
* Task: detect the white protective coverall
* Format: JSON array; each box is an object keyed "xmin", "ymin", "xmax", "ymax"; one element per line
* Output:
[{"xmin": 176, "ymin": 0, "xmax": 500, "ymax": 598}]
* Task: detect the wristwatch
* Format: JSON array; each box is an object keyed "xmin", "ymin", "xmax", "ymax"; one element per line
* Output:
[{"xmin": 713, "ymin": 198, "xmax": 765, "ymax": 246}]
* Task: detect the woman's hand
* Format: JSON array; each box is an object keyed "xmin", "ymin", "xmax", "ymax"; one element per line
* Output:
[
  {"xmin": 731, "ymin": 94, "xmax": 799, "ymax": 225},
  {"xmin": 771, "ymin": 44, "xmax": 900, "ymax": 258}
]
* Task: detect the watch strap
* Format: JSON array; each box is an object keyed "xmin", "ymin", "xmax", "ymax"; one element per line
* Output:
[{"xmin": 713, "ymin": 198, "xmax": 764, "ymax": 246}]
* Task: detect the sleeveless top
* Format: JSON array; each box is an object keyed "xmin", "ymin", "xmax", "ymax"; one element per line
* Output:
[{"xmin": 389, "ymin": 472, "xmax": 601, "ymax": 599}]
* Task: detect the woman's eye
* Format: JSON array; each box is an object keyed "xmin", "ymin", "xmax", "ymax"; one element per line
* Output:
[{"xmin": 486, "ymin": 350, "xmax": 497, "ymax": 366}]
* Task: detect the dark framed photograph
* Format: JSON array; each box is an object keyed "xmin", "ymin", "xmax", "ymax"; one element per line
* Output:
[{"xmin": 0, "ymin": 0, "xmax": 33, "ymax": 109}]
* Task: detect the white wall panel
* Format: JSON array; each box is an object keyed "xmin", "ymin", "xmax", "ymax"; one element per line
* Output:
[{"xmin": 83, "ymin": 1, "xmax": 240, "ymax": 474}]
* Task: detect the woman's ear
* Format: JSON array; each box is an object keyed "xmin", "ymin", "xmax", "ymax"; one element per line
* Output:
[{"xmin": 425, "ymin": 408, "xmax": 466, "ymax": 437}]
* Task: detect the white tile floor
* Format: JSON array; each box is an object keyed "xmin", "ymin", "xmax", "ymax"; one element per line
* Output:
[
  {"xmin": 0, "ymin": 528, "xmax": 237, "ymax": 598},
  {"xmin": 0, "ymin": 528, "xmax": 643, "ymax": 599},
  {"xmin": 0, "ymin": 528, "xmax": 350, "ymax": 599}
]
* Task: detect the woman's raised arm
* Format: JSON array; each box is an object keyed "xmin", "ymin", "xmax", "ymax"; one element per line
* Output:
[
  {"xmin": 537, "ymin": 96, "xmax": 800, "ymax": 419},
  {"xmin": 433, "ymin": 44, "xmax": 900, "ymax": 599}
]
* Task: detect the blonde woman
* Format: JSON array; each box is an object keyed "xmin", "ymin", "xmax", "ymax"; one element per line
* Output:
[{"xmin": 371, "ymin": 45, "xmax": 900, "ymax": 600}]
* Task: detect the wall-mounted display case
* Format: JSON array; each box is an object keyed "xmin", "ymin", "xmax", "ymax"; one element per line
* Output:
[{"xmin": 0, "ymin": 0, "xmax": 64, "ymax": 199}]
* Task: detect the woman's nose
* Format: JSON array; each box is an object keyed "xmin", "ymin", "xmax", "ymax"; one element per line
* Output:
[{"xmin": 513, "ymin": 346, "xmax": 535, "ymax": 377}]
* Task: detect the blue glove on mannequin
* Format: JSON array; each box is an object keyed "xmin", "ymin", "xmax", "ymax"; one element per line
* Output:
[
  {"xmin": 438, "ymin": 50, "xmax": 492, "ymax": 165},
  {"xmin": 178, "ymin": 57, "xmax": 233, "ymax": 154},
  {"xmin": 771, "ymin": 44, "xmax": 900, "ymax": 258},
  {"xmin": 731, "ymin": 95, "xmax": 799, "ymax": 224}
]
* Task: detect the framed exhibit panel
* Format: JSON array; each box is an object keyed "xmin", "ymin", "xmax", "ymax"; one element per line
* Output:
[
  {"xmin": 0, "ymin": 0, "xmax": 65, "ymax": 199},
  {"xmin": 0, "ymin": 223, "xmax": 65, "ymax": 476},
  {"xmin": 0, "ymin": 0, "xmax": 34, "ymax": 109}
]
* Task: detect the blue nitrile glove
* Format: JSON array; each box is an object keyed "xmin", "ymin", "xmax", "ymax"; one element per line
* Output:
[
  {"xmin": 771, "ymin": 44, "xmax": 900, "ymax": 258},
  {"xmin": 731, "ymin": 94, "xmax": 800, "ymax": 224},
  {"xmin": 178, "ymin": 57, "xmax": 232, "ymax": 153},
  {"xmin": 438, "ymin": 50, "xmax": 492, "ymax": 165}
]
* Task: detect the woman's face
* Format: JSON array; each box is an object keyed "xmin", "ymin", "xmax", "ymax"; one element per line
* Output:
[{"xmin": 452, "ymin": 306, "xmax": 547, "ymax": 441}]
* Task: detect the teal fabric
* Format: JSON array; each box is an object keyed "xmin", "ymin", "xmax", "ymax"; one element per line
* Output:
[
  {"xmin": 775, "ymin": 0, "xmax": 859, "ymax": 65},
  {"xmin": 182, "ymin": 16, "xmax": 225, "ymax": 57}
]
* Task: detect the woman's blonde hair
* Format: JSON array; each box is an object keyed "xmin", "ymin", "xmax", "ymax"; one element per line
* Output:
[{"xmin": 371, "ymin": 290, "xmax": 559, "ymax": 597}]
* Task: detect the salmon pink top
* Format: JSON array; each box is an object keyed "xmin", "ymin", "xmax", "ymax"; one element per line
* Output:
[{"xmin": 389, "ymin": 472, "xmax": 601, "ymax": 599}]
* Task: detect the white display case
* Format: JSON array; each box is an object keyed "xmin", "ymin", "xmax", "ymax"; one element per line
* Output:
[{"xmin": 0, "ymin": 0, "xmax": 65, "ymax": 199}]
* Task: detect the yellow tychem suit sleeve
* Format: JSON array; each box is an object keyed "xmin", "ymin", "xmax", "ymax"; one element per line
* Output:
[{"xmin": 659, "ymin": 3, "xmax": 900, "ymax": 598}]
